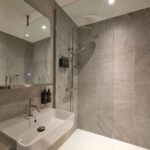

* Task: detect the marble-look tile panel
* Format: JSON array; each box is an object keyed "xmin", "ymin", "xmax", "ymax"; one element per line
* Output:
[
  {"xmin": 135, "ymin": 83, "xmax": 150, "ymax": 123},
  {"xmin": 113, "ymin": 122, "xmax": 134, "ymax": 144},
  {"xmin": 78, "ymin": 51, "xmax": 97, "ymax": 82},
  {"xmin": 96, "ymin": 82, "xmax": 113, "ymax": 109},
  {"xmin": 114, "ymin": 47, "xmax": 135, "ymax": 81},
  {"xmin": 0, "ymin": 55, "xmax": 7, "ymax": 85},
  {"xmin": 94, "ymin": 46, "xmax": 114, "ymax": 64},
  {"xmin": 78, "ymin": 7, "xmax": 150, "ymax": 149},
  {"xmin": 0, "ymin": 97, "xmax": 41, "ymax": 122},
  {"xmin": 78, "ymin": 81, "xmax": 97, "ymax": 116},
  {"xmin": 113, "ymin": 81, "xmax": 135, "ymax": 105},
  {"xmin": 96, "ymin": 60, "xmax": 114, "ymax": 82},
  {"xmin": 114, "ymin": 13, "xmax": 135, "ymax": 49},
  {"xmin": 97, "ymin": 107, "xmax": 113, "ymax": 138},
  {"xmin": 135, "ymin": 44, "xmax": 150, "ymax": 83},
  {"xmin": 134, "ymin": 121, "xmax": 150, "ymax": 149},
  {"xmin": 78, "ymin": 112, "xmax": 98, "ymax": 134},
  {"xmin": 134, "ymin": 8, "xmax": 150, "ymax": 47},
  {"xmin": 94, "ymin": 19, "xmax": 114, "ymax": 49},
  {"xmin": 113, "ymin": 103, "xmax": 134, "ymax": 124},
  {"xmin": 0, "ymin": 86, "xmax": 44, "ymax": 105}
]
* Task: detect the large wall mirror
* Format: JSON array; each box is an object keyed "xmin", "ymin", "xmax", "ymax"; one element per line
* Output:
[{"xmin": 0, "ymin": 0, "xmax": 52, "ymax": 88}]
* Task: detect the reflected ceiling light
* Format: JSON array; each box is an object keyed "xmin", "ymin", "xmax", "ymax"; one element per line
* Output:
[
  {"xmin": 109, "ymin": 0, "xmax": 115, "ymax": 4},
  {"xmin": 25, "ymin": 34, "xmax": 29, "ymax": 37},
  {"xmin": 27, "ymin": 72, "xmax": 31, "ymax": 76},
  {"xmin": 42, "ymin": 25, "xmax": 47, "ymax": 30}
]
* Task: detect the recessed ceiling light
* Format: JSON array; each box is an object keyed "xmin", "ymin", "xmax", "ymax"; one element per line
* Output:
[
  {"xmin": 109, "ymin": 0, "xmax": 115, "ymax": 5},
  {"xmin": 42, "ymin": 25, "xmax": 47, "ymax": 30},
  {"xmin": 25, "ymin": 34, "xmax": 29, "ymax": 37}
]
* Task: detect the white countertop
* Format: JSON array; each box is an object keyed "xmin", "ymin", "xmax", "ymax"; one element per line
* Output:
[{"xmin": 59, "ymin": 129, "xmax": 148, "ymax": 150}]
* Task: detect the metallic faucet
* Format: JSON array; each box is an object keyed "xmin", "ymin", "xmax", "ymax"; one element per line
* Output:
[{"xmin": 28, "ymin": 98, "xmax": 40, "ymax": 116}]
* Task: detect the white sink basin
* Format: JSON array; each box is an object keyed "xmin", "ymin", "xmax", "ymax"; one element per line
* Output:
[{"xmin": 0, "ymin": 108, "xmax": 75, "ymax": 150}]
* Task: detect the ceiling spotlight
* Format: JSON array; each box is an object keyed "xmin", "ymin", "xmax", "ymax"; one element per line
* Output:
[
  {"xmin": 109, "ymin": 0, "xmax": 115, "ymax": 5},
  {"xmin": 42, "ymin": 25, "xmax": 47, "ymax": 30},
  {"xmin": 25, "ymin": 34, "xmax": 29, "ymax": 37}
]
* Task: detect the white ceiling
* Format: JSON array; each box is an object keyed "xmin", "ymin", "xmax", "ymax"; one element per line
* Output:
[
  {"xmin": 56, "ymin": 0, "xmax": 150, "ymax": 26},
  {"xmin": 0, "ymin": 0, "xmax": 50, "ymax": 43}
]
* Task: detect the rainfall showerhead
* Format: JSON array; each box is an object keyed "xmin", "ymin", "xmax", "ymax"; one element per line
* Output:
[
  {"xmin": 73, "ymin": 46, "xmax": 86, "ymax": 56},
  {"xmin": 73, "ymin": 42, "xmax": 95, "ymax": 56},
  {"xmin": 87, "ymin": 32, "xmax": 99, "ymax": 38},
  {"xmin": 79, "ymin": 26, "xmax": 99, "ymax": 38}
]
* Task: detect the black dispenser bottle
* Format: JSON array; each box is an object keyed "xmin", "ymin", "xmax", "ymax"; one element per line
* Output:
[
  {"xmin": 47, "ymin": 89, "xmax": 51, "ymax": 103},
  {"xmin": 41, "ymin": 89, "xmax": 47, "ymax": 104}
]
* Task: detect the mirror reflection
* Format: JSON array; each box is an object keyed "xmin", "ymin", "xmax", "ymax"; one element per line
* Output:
[{"xmin": 0, "ymin": 0, "xmax": 51, "ymax": 88}]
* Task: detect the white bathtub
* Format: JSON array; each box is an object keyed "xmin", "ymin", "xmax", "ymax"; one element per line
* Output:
[{"xmin": 59, "ymin": 129, "xmax": 149, "ymax": 150}]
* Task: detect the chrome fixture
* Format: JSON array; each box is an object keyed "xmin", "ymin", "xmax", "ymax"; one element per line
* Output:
[{"xmin": 28, "ymin": 98, "xmax": 40, "ymax": 116}]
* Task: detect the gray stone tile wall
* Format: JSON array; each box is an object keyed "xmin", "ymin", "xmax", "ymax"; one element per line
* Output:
[{"xmin": 78, "ymin": 8, "xmax": 150, "ymax": 149}]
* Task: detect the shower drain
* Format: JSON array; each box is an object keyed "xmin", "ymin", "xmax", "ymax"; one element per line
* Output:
[{"xmin": 37, "ymin": 126, "xmax": 45, "ymax": 132}]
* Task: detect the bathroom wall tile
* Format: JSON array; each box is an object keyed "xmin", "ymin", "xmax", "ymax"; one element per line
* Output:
[
  {"xmin": 114, "ymin": 47, "xmax": 135, "ymax": 81},
  {"xmin": 0, "ymin": 86, "xmax": 43, "ymax": 105},
  {"xmin": 78, "ymin": 112, "xmax": 98, "ymax": 134},
  {"xmin": 114, "ymin": 13, "xmax": 134, "ymax": 49},
  {"xmin": 96, "ymin": 82, "xmax": 113, "ymax": 109},
  {"xmin": 78, "ymin": 8, "xmax": 150, "ymax": 150},
  {"xmin": 113, "ymin": 103, "xmax": 134, "ymax": 124},
  {"xmin": 113, "ymin": 122, "xmax": 134, "ymax": 144},
  {"xmin": 134, "ymin": 121, "xmax": 150, "ymax": 149},
  {"xmin": 113, "ymin": 81, "xmax": 135, "ymax": 105},
  {"xmin": 0, "ymin": 100, "xmax": 28, "ymax": 122},
  {"xmin": 135, "ymin": 44, "xmax": 150, "ymax": 83},
  {"xmin": 95, "ymin": 47, "xmax": 113, "ymax": 64},
  {"xmin": 78, "ymin": 57, "xmax": 97, "ymax": 82},
  {"xmin": 95, "ymin": 47, "xmax": 114, "ymax": 82},
  {"xmin": 135, "ymin": 83, "xmax": 150, "ymax": 123},
  {"xmin": 78, "ymin": 81, "xmax": 97, "ymax": 115},
  {"xmin": 113, "ymin": 103, "xmax": 134, "ymax": 143},
  {"xmin": 0, "ymin": 32, "xmax": 7, "ymax": 49},
  {"xmin": 0, "ymin": 55, "xmax": 7, "ymax": 85},
  {"xmin": 94, "ymin": 19, "xmax": 114, "ymax": 49},
  {"xmin": 134, "ymin": 8, "xmax": 150, "ymax": 47},
  {"xmin": 96, "ymin": 61, "xmax": 114, "ymax": 82},
  {"xmin": 56, "ymin": 101, "xmax": 71, "ymax": 112},
  {"xmin": 97, "ymin": 107, "xmax": 113, "ymax": 138}
]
